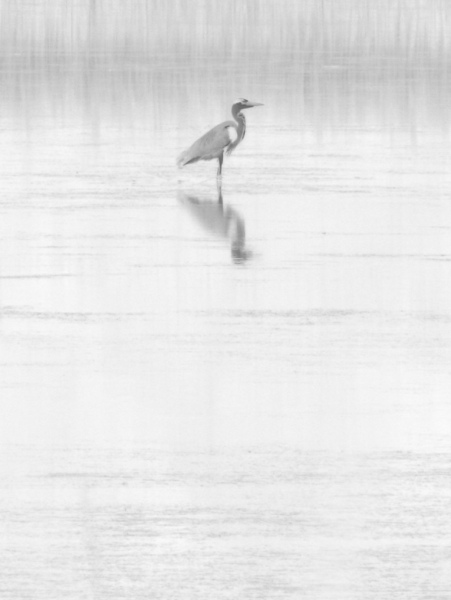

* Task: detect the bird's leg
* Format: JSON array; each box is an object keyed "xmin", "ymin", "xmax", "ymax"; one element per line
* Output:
[
  {"xmin": 217, "ymin": 184, "xmax": 223, "ymax": 204},
  {"xmin": 217, "ymin": 153, "xmax": 223, "ymax": 179}
]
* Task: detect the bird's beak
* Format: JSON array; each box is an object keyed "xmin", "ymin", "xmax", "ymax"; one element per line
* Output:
[{"xmin": 246, "ymin": 101, "xmax": 264, "ymax": 107}]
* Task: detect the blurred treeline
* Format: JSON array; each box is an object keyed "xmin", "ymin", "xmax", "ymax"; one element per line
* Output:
[
  {"xmin": 0, "ymin": 0, "xmax": 449, "ymax": 66},
  {"xmin": 0, "ymin": 0, "xmax": 449, "ymax": 132}
]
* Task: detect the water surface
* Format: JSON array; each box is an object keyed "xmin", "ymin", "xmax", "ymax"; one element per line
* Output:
[{"xmin": 1, "ymin": 1, "xmax": 451, "ymax": 598}]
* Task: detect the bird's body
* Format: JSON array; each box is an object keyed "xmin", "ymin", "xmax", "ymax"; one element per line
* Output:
[{"xmin": 177, "ymin": 98, "xmax": 263, "ymax": 179}]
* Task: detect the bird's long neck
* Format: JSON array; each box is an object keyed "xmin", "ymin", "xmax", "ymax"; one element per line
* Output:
[{"xmin": 231, "ymin": 106, "xmax": 246, "ymax": 143}]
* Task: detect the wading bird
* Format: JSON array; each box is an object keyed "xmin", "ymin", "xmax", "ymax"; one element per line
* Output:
[{"xmin": 177, "ymin": 98, "xmax": 263, "ymax": 179}]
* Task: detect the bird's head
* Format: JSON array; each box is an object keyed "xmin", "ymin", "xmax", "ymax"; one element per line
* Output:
[{"xmin": 233, "ymin": 98, "xmax": 264, "ymax": 111}]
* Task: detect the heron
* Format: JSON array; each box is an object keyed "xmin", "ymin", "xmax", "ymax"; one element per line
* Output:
[{"xmin": 176, "ymin": 98, "xmax": 263, "ymax": 179}]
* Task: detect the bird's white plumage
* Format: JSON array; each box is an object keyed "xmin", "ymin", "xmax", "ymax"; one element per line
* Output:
[{"xmin": 226, "ymin": 126, "xmax": 238, "ymax": 144}]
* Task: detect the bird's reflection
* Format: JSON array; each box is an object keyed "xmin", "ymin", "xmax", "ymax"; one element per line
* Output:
[{"xmin": 177, "ymin": 186, "xmax": 251, "ymax": 264}]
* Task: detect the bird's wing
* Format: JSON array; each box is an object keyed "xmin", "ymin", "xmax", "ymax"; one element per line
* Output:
[{"xmin": 177, "ymin": 121, "xmax": 236, "ymax": 167}]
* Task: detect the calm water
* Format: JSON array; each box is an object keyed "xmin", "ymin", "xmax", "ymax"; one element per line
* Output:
[{"xmin": 1, "ymin": 1, "xmax": 451, "ymax": 598}]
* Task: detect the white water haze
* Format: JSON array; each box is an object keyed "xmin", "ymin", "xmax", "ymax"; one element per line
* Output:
[{"xmin": 1, "ymin": 1, "xmax": 451, "ymax": 599}]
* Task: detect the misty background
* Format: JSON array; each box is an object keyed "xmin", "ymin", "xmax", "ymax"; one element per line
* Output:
[{"xmin": 1, "ymin": 2, "xmax": 451, "ymax": 599}]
